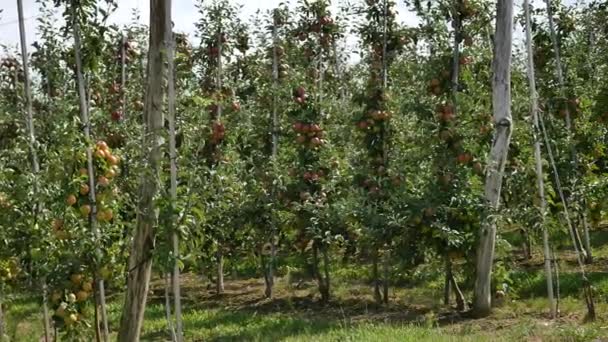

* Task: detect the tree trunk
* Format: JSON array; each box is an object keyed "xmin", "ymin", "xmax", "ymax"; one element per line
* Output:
[
  {"xmin": 450, "ymin": 0, "xmax": 462, "ymax": 111},
  {"xmin": 42, "ymin": 279, "xmax": 51, "ymax": 342},
  {"xmin": 265, "ymin": 20, "xmax": 280, "ymax": 300},
  {"xmin": 473, "ymin": 0, "xmax": 514, "ymax": 318},
  {"xmin": 117, "ymin": 1, "xmax": 168, "ymax": 340},
  {"xmin": 0, "ymin": 293, "xmax": 4, "ymax": 341},
  {"xmin": 450, "ymin": 274, "xmax": 468, "ymax": 311},
  {"xmin": 382, "ymin": 249, "xmax": 389, "ymax": 304},
  {"xmin": 311, "ymin": 241, "xmax": 329, "ymax": 302},
  {"xmin": 164, "ymin": 273, "xmax": 177, "ymax": 342},
  {"xmin": 216, "ymin": 250, "xmax": 224, "ymax": 295},
  {"xmin": 444, "ymin": 256, "xmax": 452, "ymax": 306},
  {"xmin": 16, "ymin": 0, "xmax": 39, "ymax": 180},
  {"xmin": 71, "ymin": 5, "xmax": 110, "ymax": 340},
  {"xmin": 322, "ymin": 245, "xmax": 331, "ymax": 303},
  {"xmin": 521, "ymin": 228, "xmax": 531, "ymax": 260},
  {"xmin": 164, "ymin": 1, "xmax": 183, "ymax": 340},
  {"xmin": 93, "ymin": 283, "xmax": 102, "ymax": 342},
  {"xmin": 262, "ymin": 253, "xmax": 272, "ymax": 298},
  {"xmin": 121, "ymin": 34, "xmax": 128, "ymax": 119},
  {"xmin": 582, "ymin": 212, "xmax": 593, "ymax": 264},
  {"xmin": 523, "ymin": 0, "xmax": 557, "ymax": 318},
  {"xmin": 552, "ymin": 247, "xmax": 560, "ymax": 317},
  {"xmin": 372, "ymin": 248, "xmax": 381, "ymax": 304}
]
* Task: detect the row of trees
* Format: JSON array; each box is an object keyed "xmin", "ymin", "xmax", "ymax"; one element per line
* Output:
[{"xmin": 0, "ymin": 0, "xmax": 607, "ymax": 340}]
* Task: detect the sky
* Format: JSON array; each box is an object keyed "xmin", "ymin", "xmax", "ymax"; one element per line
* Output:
[
  {"xmin": 0, "ymin": 0, "xmax": 420, "ymax": 53},
  {"xmin": 0, "ymin": 0, "xmax": 582, "ymax": 56}
]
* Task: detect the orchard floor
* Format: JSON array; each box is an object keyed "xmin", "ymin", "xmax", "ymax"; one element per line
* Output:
[
  {"xmin": 5, "ymin": 273, "xmax": 608, "ymax": 341},
  {"xmin": 5, "ymin": 227, "xmax": 608, "ymax": 341}
]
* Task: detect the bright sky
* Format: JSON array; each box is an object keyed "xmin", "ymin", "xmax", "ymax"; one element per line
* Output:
[
  {"xmin": 0, "ymin": 1, "xmax": 420, "ymax": 53},
  {"xmin": 0, "ymin": 0, "xmax": 581, "ymax": 56}
]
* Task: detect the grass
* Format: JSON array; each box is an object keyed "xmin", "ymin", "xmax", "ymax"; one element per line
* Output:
[
  {"xmin": 5, "ymin": 275, "xmax": 608, "ymax": 342},
  {"xmin": 4, "ymin": 227, "xmax": 608, "ymax": 341}
]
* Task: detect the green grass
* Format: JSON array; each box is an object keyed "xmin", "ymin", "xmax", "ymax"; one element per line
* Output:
[
  {"xmin": 6, "ymin": 229, "xmax": 608, "ymax": 342},
  {"xmin": 5, "ymin": 280, "xmax": 608, "ymax": 342}
]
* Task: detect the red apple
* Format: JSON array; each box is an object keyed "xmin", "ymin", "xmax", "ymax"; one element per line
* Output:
[
  {"xmin": 231, "ymin": 101, "xmax": 241, "ymax": 112},
  {"xmin": 111, "ymin": 110, "xmax": 123, "ymax": 122}
]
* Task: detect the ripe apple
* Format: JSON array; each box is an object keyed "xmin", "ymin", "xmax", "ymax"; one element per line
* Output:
[
  {"xmin": 208, "ymin": 46, "xmax": 220, "ymax": 56},
  {"xmin": 296, "ymin": 135, "xmax": 307, "ymax": 144},
  {"xmin": 441, "ymin": 111, "xmax": 455, "ymax": 122},
  {"xmin": 105, "ymin": 168, "xmax": 117, "ymax": 179},
  {"xmin": 439, "ymin": 173, "xmax": 453, "ymax": 186},
  {"xmin": 299, "ymin": 191, "xmax": 311, "ymax": 201},
  {"xmin": 357, "ymin": 121, "xmax": 368, "ymax": 130},
  {"xmin": 64, "ymin": 313, "xmax": 78, "ymax": 325},
  {"xmin": 66, "ymin": 194, "xmax": 77, "ymax": 206},
  {"xmin": 107, "ymin": 154, "xmax": 120, "ymax": 166},
  {"xmin": 391, "ymin": 176, "xmax": 402, "ymax": 186},
  {"xmin": 303, "ymin": 171, "xmax": 312, "ymax": 181},
  {"xmin": 76, "ymin": 290, "xmax": 89, "ymax": 302},
  {"xmin": 457, "ymin": 153, "xmax": 472, "ymax": 164},
  {"xmin": 423, "ymin": 207, "xmax": 436, "ymax": 218},
  {"xmin": 80, "ymin": 183, "xmax": 90, "ymax": 196},
  {"xmin": 430, "ymin": 79, "xmax": 440, "ymax": 87},
  {"xmin": 111, "ymin": 110, "xmax": 123, "ymax": 121},
  {"xmin": 320, "ymin": 16, "xmax": 333, "ymax": 26},
  {"xmin": 464, "ymin": 35, "xmax": 474, "ymax": 47},
  {"xmin": 51, "ymin": 291, "xmax": 62, "ymax": 303},
  {"xmin": 310, "ymin": 137, "xmax": 322, "ymax": 147},
  {"xmin": 79, "ymin": 168, "xmax": 88, "ymax": 177},
  {"xmin": 459, "ymin": 56, "xmax": 472, "ymax": 66},
  {"xmin": 71, "ymin": 274, "xmax": 83, "ymax": 286},
  {"xmin": 96, "ymin": 140, "xmax": 109, "ymax": 151},
  {"xmin": 109, "ymin": 82, "xmax": 120, "ymax": 94},
  {"xmin": 52, "ymin": 218, "xmax": 64, "ymax": 231},
  {"xmin": 82, "ymin": 281, "xmax": 93, "ymax": 292},
  {"xmin": 473, "ymin": 162, "xmax": 483, "ymax": 175},
  {"xmin": 67, "ymin": 293, "xmax": 77, "ymax": 303},
  {"xmin": 55, "ymin": 306, "xmax": 66, "ymax": 318},
  {"xmin": 95, "ymin": 149, "xmax": 106, "ymax": 159},
  {"xmin": 103, "ymin": 209, "xmax": 113, "ymax": 221},
  {"xmin": 80, "ymin": 204, "xmax": 91, "ymax": 217},
  {"xmin": 96, "ymin": 210, "xmax": 107, "ymax": 222},
  {"xmin": 294, "ymin": 86, "xmax": 306, "ymax": 98},
  {"xmin": 97, "ymin": 176, "xmax": 110, "ymax": 187}
]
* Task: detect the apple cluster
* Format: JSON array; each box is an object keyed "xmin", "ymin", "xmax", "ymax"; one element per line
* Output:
[
  {"xmin": 60, "ymin": 140, "xmax": 120, "ymax": 239},
  {"xmin": 50, "ymin": 273, "xmax": 95, "ymax": 329}
]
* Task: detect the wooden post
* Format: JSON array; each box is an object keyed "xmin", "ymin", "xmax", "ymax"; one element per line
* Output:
[
  {"xmin": 17, "ymin": 0, "xmax": 51, "ymax": 339},
  {"xmin": 544, "ymin": 0, "xmax": 592, "ymax": 263},
  {"xmin": 164, "ymin": 1, "xmax": 183, "ymax": 340},
  {"xmin": 523, "ymin": 0, "xmax": 556, "ymax": 318},
  {"xmin": 118, "ymin": 0, "xmax": 168, "ymax": 340},
  {"xmin": 473, "ymin": 0, "xmax": 514, "ymax": 317}
]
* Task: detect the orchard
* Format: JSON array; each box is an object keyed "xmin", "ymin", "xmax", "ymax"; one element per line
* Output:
[{"xmin": 0, "ymin": 0, "xmax": 608, "ymax": 341}]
